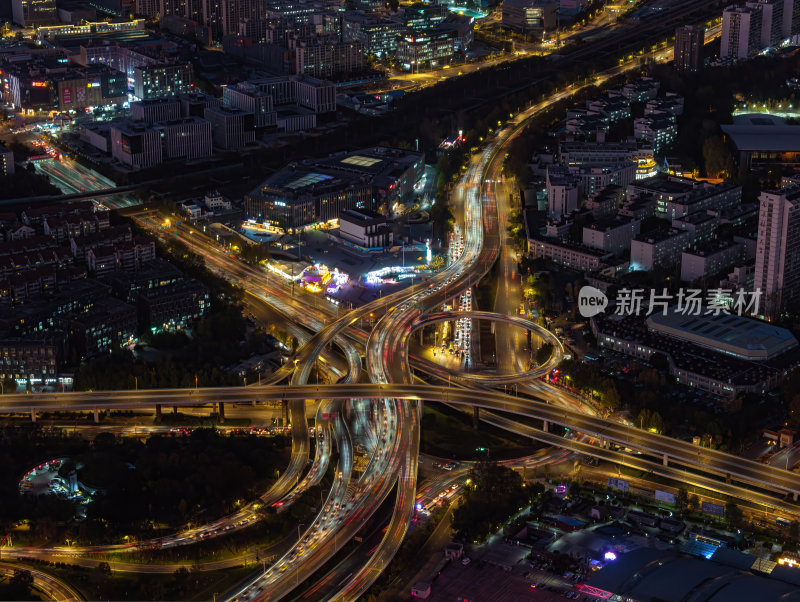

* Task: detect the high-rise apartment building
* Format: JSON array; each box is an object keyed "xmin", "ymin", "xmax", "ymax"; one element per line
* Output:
[
  {"xmin": 752, "ymin": 0, "xmax": 785, "ymax": 46},
  {"xmin": 754, "ymin": 187, "xmax": 800, "ymax": 318},
  {"xmin": 674, "ymin": 25, "xmax": 704, "ymax": 71},
  {"xmin": 721, "ymin": 4, "xmax": 763, "ymax": 60}
]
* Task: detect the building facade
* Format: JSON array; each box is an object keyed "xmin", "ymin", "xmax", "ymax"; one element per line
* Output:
[
  {"xmin": 674, "ymin": 25, "xmax": 704, "ymax": 71},
  {"xmin": 754, "ymin": 187, "xmax": 800, "ymax": 317}
]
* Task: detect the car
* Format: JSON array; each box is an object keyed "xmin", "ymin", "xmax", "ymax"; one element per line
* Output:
[{"xmin": 461, "ymin": 557, "xmax": 471, "ymax": 566}]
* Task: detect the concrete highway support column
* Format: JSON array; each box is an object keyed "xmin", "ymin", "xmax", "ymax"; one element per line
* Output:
[
  {"xmin": 282, "ymin": 400, "xmax": 289, "ymax": 426},
  {"xmin": 663, "ymin": 453, "xmax": 668, "ymax": 466},
  {"xmin": 172, "ymin": 405, "xmax": 178, "ymax": 415},
  {"xmin": 794, "ymin": 492, "xmax": 798, "ymax": 502},
  {"xmin": 30, "ymin": 408, "xmax": 36, "ymax": 423},
  {"xmin": 218, "ymin": 402, "xmax": 225, "ymax": 424},
  {"xmin": 93, "ymin": 408, "xmax": 99, "ymax": 424},
  {"xmin": 473, "ymin": 407, "xmax": 480, "ymax": 429},
  {"xmin": 155, "ymin": 404, "xmax": 162, "ymax": 422},
  {"xmin": 542, "ymin": 420, "xmax": 549, "ymax": 433}
]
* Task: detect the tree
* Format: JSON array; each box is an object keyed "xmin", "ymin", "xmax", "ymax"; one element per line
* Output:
[
  {"xmin": 535, "ymin": 342, "xmax": 554, "ymax": 365},
  {"xmin": 725, "ymin": 502, "xmax": 744, "ymax": 529},
  {"xmin": 675, "ymin": 487, "xmax": 688, "ymax": 512},
  {"xmin": 789, "ymin": 521, "xmax": 799, "ymax": 543},
  {"xmin": 702, "ymin": 136, "xmax": 736, "ymax": 179},
  {"xmin": 650, "ymin": 352, "xmax": 669, "ymax": 371},
  {"xmin": 688, "ymin": 494, "xmax": 700, "ymax": 512}
]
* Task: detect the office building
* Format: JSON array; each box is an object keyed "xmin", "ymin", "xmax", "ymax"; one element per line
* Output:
[
  {"xmin": 339, "ymin": 209, "xmax": 394, "ymax": 248},
  {"xmin": 223, "ymin": 83, "xmax": 276, "ymax": 127},
  {"xmin": 131, "ymin": 97, "xmax": 182, "ymax": 122},
  {"xmin": 396, "ymin": 29, "xmax": 455, "ymax": 70},
  {"xmin": 293, "ymin": 40, "xmax": 365, "ymax": 79},
  {"xmin": 178, "ymin": 92, "xmax": 221, "ymax": 117},
  {"xmin": 402, "ymin": 3, "xmax": 448, "ymax": 30},
  {"xmin": 204, "ymin": 106, "xmax": 255, "ymax": 150},
  {"xmin": 245, "ymin": 147, "xmax": 423, "ymax": 230},
  {"xmin": 12, "ymin": 0, "xmax": 57, "ymax": 26},
  {"xmin": 501, "ymin": 0, "xmax": 557, "ymax": 33},
  {"xmin": 674, "ymin": 25, "xmax": 704, "ymax": 71},
  {"xmin": 110, "ymin": 121, "xmax": 163, "ymax": 168},
  {"xmin": 156, "ymin": 116, "xmax": 213, "ymax": 160},
  {"xmin": 754, "ymin": 186, "xmax": 800, "ymax": 317},
  {"xmin": 721, "ymin": 4, "xmax": 763, "ymax": 60},
  {"xmin": 132, "ymin": 62, "xmax": 193, "ymax": 100},
  {"xmin": 343, "ymin": 14, "xmax": 403, "ymax": 57}
]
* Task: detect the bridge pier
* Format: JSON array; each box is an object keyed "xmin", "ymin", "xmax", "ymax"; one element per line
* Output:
[
  {"xmin": 93, "ymin": 408, "xmax": 99, "ymax": 424},
  {"xmin": 218, "ymin": 402, "xmax": 225, "ymax": 424},
  {"xmin": 542, "ymin": 420, "xmax": 548, "ymax": 433},
  {"xmin": 282, "ymin": 400, "xmax": 289, "ymax": 426},
  {"xmin": 473, "ymin": 407, "xmax": 480, "ymax": 429},
  {"xmin": 155, "ymin": 404, "xmax": 162, "ymax": 422},
  {"xmin": 663, "ymin": 453, "xmax": 668, "ymax": 466},
  {"xmin": 794, "ymin": 492, "xmax": 798, "ymax": 502},
  {"xmin": 172, "ymin": 405, "xmax": 178, "ymax": 415},
  {"xmin": 30, "ymin": 408, "xmax": 36, "ymax": 423},
  {"xmin": 726, "ymin": 474, "xmax": 731, "ymax": 484}
]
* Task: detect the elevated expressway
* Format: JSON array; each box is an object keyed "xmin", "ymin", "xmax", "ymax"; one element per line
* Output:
[{"xmin": 6, "ymin": 385, "xmax": 800, "ymax": 505}]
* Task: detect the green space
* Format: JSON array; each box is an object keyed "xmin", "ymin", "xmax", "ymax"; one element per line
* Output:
[
  {"xmin": 421, "ymin": 403, "xmax": 542, "ymax": 460},
  {"xmin": 452, "ymin": 461, "xmax": 545, "ymax": 542},
  {"xmin": 0, "ymin": 428, "xmax": 290, "ymax": 547}
]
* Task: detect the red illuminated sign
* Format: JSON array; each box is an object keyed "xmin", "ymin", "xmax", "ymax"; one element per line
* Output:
[{"xmin": 62, "ymin": 87, "xmax": 71, "ymax": 105}]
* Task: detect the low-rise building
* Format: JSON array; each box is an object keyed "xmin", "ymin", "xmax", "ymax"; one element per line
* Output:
[
  {"xmin": 339, "ymin": 209, "xmax": 393, "ymax": 248},
  {"xmin": 0, "ymin": 338, "xmax": 60, "ymax": 383},
  {"xmin": 680, "ymin": 239, "xmax": 745, "ymax": 282},
  {"xmin": 137, "ymin": 278, "xmax": 210, "ymax": 333},
  {"xmin": 630, "ymin": 229, "xmax": 692, "ymax": 270},
  {"xmin": 583, "ymin": 216, "xmax": 641, "ymax": 255},
  {"xmin": 528, "ymin": 236, "xmax": 612, "ymax": 271},
  {"xmin": 634, "ymin": 116, "xmax": 677, "ymax": 155}
]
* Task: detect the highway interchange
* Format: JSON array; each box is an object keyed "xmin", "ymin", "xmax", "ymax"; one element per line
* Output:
[{"xmin": 4, "ymin": 6, "xmax": 765, "ymax": 601}]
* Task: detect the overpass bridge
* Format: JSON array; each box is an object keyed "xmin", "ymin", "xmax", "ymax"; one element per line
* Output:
[{"xmin": 6, "ymin": 383, "xmax": 800, "ymax": 504}]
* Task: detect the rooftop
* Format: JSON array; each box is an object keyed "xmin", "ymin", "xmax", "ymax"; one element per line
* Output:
[
  {"xmin": 721, "ymin": 113, "xmax": 800, "ymax": 152},
  {"xmin": 646, "ymin": 307, "xmax": 798, "ymax": 360},
  {"xmin": 586, "ymin": 548, "xmax": 800, "ymax": 602}
]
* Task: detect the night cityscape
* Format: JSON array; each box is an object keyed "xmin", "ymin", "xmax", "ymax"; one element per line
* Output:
[{"xmin": 1, "ymin": 0, "xmax": 800, "ymax": 599}]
